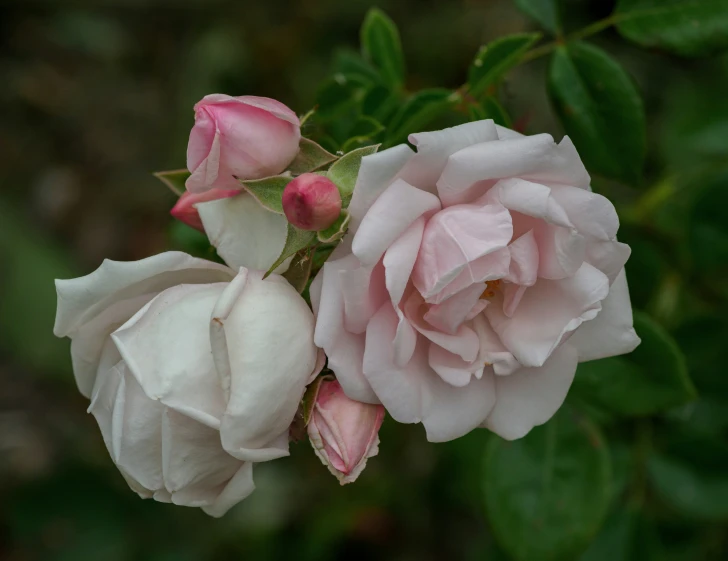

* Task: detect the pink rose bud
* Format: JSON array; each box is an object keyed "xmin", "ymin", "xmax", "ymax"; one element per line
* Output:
[
  {"xmin": 170, "ymin": 188, "xmax": 238, "ymax": 232},
  {"xmin": 308, "ymin": 379, "xmax": 385, "ymax": 485},
  {"xmin": 186, "ymin": 94, "xmax": 301, "ymax": 193},
  {"xmin": 282, "ymin": 173, "xmax": 342, "ymax": 231}
]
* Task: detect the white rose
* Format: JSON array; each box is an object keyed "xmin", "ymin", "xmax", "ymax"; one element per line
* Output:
[{"xmin": 54, "ymin": 252, "xmax": 321, "ymax": 516}]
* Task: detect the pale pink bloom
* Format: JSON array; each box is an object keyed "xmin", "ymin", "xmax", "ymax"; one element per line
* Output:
[
  {"xmin": 186, "ymin": 94, "xmax": 301, "ymax": 193},
  {"xmin": 308, "ymin": 379, "xmax": 384, "ymax": 484},
  {"xmin": 54, "ymin": 252, "xmax": 321, "ymax": 516},
  {"xmin": 311, "ymin": 120, "xmax": 640, "ymax": 443},
  {"xmin": 282, "ymin": 173, "xmax": 342, "ymax": 231},
  {"xmin": 170, "ymin": 188, "xmax": 239, "ymax": 232}
]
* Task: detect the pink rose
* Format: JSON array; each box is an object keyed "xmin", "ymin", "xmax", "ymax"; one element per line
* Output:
[
  {"xmin": 186, "ymin": 94, "xmax": 301, "ymax": 193},
  {"xmin": 170, "ymin": 188, "xmax": 239, "ymax": 232},
  {"xmin": 308, "ymin": 379, "xmax": 384, "ymax": 484},
  {"xmin": 311, "ymin": 120, "xmax": 640, "ymax": 443}
]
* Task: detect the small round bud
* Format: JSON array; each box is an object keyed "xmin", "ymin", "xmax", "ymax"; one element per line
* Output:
[{"xmin": 282, "ymin": 173, "xmax": 342, "ymax": 231}]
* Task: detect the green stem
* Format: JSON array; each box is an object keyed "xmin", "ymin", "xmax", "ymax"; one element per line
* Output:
[{"xmin": 519, "ymin": 13, "xmax": 622, "ymax": 64}]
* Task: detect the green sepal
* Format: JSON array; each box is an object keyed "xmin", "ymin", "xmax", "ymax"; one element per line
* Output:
[
  {"xmin": 238, "ymin": 174, "xmax": 292, "ymax": 214},
  {"xmin": 317, "ymin": 211, "xmax": 351, "ymax": 244},
  {"xmin": 265, "ymin": 224, "xmax": 316, "ymax": 277},
  {"xmin": 153, "ymin": 169, "xmax": 190, "ymax": 196},
  {"xmin": 327, "ymin": 144, "xmax": 380, "ymax": 206},
  {"xmin": 287, "ymin": 138, "xmax": 339, "ymax": 176}
]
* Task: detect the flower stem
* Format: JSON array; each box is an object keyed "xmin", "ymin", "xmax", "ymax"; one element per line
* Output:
[{"xmin": 519, "ymin": 13, "xmax": 622, "ymax": 64}]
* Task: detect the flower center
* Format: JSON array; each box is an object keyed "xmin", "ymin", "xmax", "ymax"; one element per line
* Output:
[{"xmin": 480, "ymin": 279, "xmax": 502, "ymax": 300}]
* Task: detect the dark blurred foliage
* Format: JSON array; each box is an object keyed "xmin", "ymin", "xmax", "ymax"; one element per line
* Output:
[{"xmin": 1, "ymin": 0, "xmax": 727, "ymax": 560}]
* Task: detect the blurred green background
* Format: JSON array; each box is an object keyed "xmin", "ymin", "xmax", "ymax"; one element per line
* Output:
[{"xmin": 1, "ymin": 0, "xmax": 728, "ymax": 559}]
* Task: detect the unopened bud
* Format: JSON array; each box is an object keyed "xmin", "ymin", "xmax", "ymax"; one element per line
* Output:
[
  {"xmin": 307, "ymin": 379, "xmax": 384, "ymax": 485},
  {"xmin": 282, "ymin": 173, "xmax": 342, "ymax": 231}
]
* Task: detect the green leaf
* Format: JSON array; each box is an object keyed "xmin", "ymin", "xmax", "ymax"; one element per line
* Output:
[
  {"xmin": 362, "ymin": 84, "xmax": 403, "ymax": 123},
  {"xmin": 514, "ymin": 0, "xmax": 562, "ymax": 35},
  {"xmin": 469, "ymin": 97, "xmax": 513, "ymax": 127},
  {"xmin": 282, "ymin": 249, "xmax": 315, "ymax": 294},
  {"xmin": 360, "ymin": 8, "xmax": 406, "ymax": 89},
  {"xmin": 317, "ymin": 211, "xmax": 350, "ymax": 243},
  {"xmin": 326, "ymin": 144, "xmax": 380, "ymax": 205},
  {"xmin": 332, "ymin": 48, "xmax": 383, "ymax": 86},
  {"xmin": 548, "ymin": 42, "xmax": 646, "ymax": 185},
  {"xmin": 386, "ymin": 89, "xmax": 461, "ymax": 147},
  {"xmin": 266, "ymin": 224, "xmax": 316, "ymax": 276},
  {"xmin": 484, "ymin": 407, "xmax": 611, "ymax": 561},
  {"xmin": 648, "ymin": 453, "xmax": 728, "ymax": 520},
  {"xmin": 571, "ymin": 312, "xmax": 696, "ymax": 417},
  {"xmin": 287, "ymin": 138, "xmax": 338, "ymax": 175},
  {"xmin": 468, "ymin": 33, "xmax": 541, "ymax": 97},
  {"xmin": 239, "ymin": 175, "xmax": 292, "ymax": 214},
  {"xmin": 315, "ymin": 75, "xmax": 362, "ymax": 119},
  {"xmin": 153, "ymin": 169, "xmax": 190, "ymax": 196},
  {"xmin": 616, "ymin": 0, "xmax": 728, "ymax": 57}
]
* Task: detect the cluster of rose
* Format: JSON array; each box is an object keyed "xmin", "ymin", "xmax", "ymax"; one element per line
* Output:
[{"xmin": 53, "ymin": 92, "xmax": 638, "ymax": 516}]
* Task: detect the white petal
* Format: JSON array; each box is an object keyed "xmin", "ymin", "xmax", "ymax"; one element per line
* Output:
[
  {"xmin": 217, "ymin": 272, "xmax": 317, "ymax": 462},
  {"xmin": 568, "ymin": 268, "xmax": 641, "ymax": 362},
  {"xmin": 112, "ymin": 283, "xmax": 229, "ymax": 428},
  {"xmin": 55, "ymin": 252, "xmax": 234, "ymax": 397},
  {"xmin": 161, "ymin": 408, "xmax": 241, "ymax": 506},
  {"xmin": 484, "ymin": 343, "xmax": 578, "ymax": 440},
  {"xmin": 202, "ymin": 462, "xmax": 256, "ymax": 517},
  {"xmin": 198, "ymin": 193, "xmax": 289, "ymax": 272}
]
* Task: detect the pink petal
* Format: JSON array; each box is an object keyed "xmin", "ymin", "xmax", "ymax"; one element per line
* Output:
[
  {"xmin": 404, "ymin": 291, "xmax": 480, "ymax": 362},
  {"xmin": 483, "ymin": 343, "xmax": 578, "ymax": 440},
  {"xmin": 398, "ymin": 120, "xmax": 499, "ymax": 193},
  {"xmin": 436, "ymin": 134, "xmax": 590, "ymax": 207},
  {"xmin": 567, "ymin": 268, "xmax": 641, "ymax": 362},
  {"xmin": 428, "ymin": 343, "xmax": 482, "ymax": 387},
  {"xmin": 424, "ymin": 283, "xmax": 486, "ymax": 335},
  {"xmin": 352, "ymin": 179, "xmax": 441, "ymax": 266},
  {"xmin": 485, "ymin": 262, "xmax": 610, "ymax": 367},
  {"xmin": 412, "ymin": 200, "xmax": 513, "ymax": 300},
  {"xmin": 383, "ymin": 217, "xmax": 425, "ymax": 306}
]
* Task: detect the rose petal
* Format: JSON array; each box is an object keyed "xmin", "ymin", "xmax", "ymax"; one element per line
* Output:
[
  {"xmin": 567, "ymin": 268, "xmax": 641, "ymax": 362},
  {"xmin": 412, "ymin": 200, "xmax": 513, "ymax": 299},
  {"xmin": 485, "ymin": 262, "xmax": 610, "ymax": 367},
  {"xmin": 353, "ymin": 179, "xmax": 442, "ymax": 266},
  {"xmin": 198, "ymin": 193, "xmax": 289, "ymax": 272},
  {"xmin": 399, "ymin": 120, "xmax": 499, "ymax": 192},
  {"xmin": 383, "ymin": 216, "xmax": 425, "ymax": 306},
  {"xmin": 347, "ymin": 144, "xmax": 414, "ymax": 233},
  {"xmin": 483, "ymin": 343, "xmax": 578, "ymax": 440},
  {"xmin": 437, "ymin": 134, "xmax": 590, "ymax": 207}
]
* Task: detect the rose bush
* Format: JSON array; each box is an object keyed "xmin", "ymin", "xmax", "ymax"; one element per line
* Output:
[
  {"xmin": 312, "ymin": 119, "xmax": 640, "ymax": 442},
  {"xmin": 186, "ymin": 94, "xmax": 301, "ymax": 193},
  {"xmin": 54, "ymin": 252, "xmax": 321, "ymax": 515}
]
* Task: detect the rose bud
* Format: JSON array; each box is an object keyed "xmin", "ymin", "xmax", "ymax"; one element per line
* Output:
[
  {"xmin": 282, "ymin": 173, "xmax": 342, "ymax": 231},
  {"xmin": 307, "ymin": 379, "xmax": 385, "ymax": 484},
  {"xmin": 186, "ymin": 94, "xmax": 301, "ymax": 193},
  {"xmin": 170, "ymin": 188, "xmax": 239, "ymax": 232}
]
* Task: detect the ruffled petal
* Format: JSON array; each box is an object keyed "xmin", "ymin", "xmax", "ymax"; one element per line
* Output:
[
  {"xmin": 352, "ymin": 179, "xmax": 442, "ymax": 266},
  {"xmin": 412, "ymin": 200, "xmax": 513, "ymax": 299},
  {"xmin": 485, "ymin": 262, "xmax": 610, "ymax": 367},
  {"xmin": 567, "ymin": 268, "xmax": 641, "ymax": 362},
  {"xmin": 484, "ymin": 343, "xmax": 578, "ymax": 440},
  {"xmin": 437, "ymin": 134, "xmax": 590, "ymax": 207}
]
